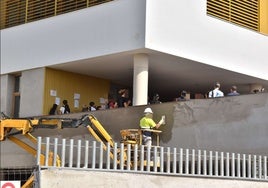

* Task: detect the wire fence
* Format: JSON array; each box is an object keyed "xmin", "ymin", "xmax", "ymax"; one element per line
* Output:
[{"xmin": 0, "ymin": 166, "xmax": 38, "ymax": 187}]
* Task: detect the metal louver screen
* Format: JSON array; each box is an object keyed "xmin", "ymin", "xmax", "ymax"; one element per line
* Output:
[
  {"xmin": 207, "ymin": 0, "xmax": 259, "ymax": 31},
  {"xmin": 0, "ymin": 0, "xmax": 113, "ymax": 30}
]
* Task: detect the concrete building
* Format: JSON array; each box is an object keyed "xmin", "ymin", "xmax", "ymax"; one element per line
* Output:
[
  {"xmin": 1, "ymin": 1, "xmax": 268, "ymax": 187},
  {"xmin": 1, "ymin": 0, "xmax": 268, "ymax": 118}
]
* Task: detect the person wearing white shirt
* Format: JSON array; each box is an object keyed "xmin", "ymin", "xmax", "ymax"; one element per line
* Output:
[{"xmin": 208, "ymin": 82, "xmax": 224, "ymax": 98}]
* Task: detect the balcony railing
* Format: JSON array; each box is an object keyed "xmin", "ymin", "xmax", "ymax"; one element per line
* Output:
[{"xmin": 0, "ymin": 0, "xmax": 113, "ymax": 30}]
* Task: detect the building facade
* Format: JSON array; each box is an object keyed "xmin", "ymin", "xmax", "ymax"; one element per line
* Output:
[{"xmin": 1, "ymin": 0, "xmax": 268, "ymax": 117}]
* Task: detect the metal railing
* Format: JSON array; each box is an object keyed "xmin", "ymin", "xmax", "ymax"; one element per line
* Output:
[
  {"xmin": 0, "ymin": 0, "xmax": 113, "ymax": 30},
  {"xmin": 37, "ymin": 137, "xmax": 268, "ymax": 181}
]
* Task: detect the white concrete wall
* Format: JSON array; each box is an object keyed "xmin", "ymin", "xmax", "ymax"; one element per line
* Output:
[
  {"xmin": 2, "ymin": 0, "xmax": 268, "ymax": 82},
  {"xmin": 40, "ymin": 169, "xmax": 268, "ymax": 188},
  {"xmin": 20, "ymin": 68, "xmax": 45, "ymax": 117},
  {"xmin": 145, "ymin": 0, "xmax": 268, "ymax": 80},
  {"xmin": 0, "ymin": 0, "xmax": 146, "ymax": 74}
]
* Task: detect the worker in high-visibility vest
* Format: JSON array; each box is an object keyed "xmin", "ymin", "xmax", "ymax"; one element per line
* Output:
[{"xmin": 139, "ymin": 107, "xmax": 165, "ymax": 146}]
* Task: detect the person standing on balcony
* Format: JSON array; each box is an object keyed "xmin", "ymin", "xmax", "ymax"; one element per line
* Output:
[
  {"xmin": 117, "ymin": 89, "xmax": 131, "ymax": 107},
  {"xmin": 60, "ymin": 100, "xmax": 70, "ymax": 114},
  {"xmin": 208, "ymin": 82, "xmax": 224, "ymax": 98},
  {"xmin": 49, "ymin": 103, "xmax": 58, "ymax": 115},
  {"xmin": 227, "ymin": 86, "xmax": 240, "ymax": 96}
]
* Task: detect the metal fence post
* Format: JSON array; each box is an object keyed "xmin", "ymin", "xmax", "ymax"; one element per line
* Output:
[
  {"xmin": 77, "ymin": 139, "xmax": 81, "ymax": 168},
  {"xmin": 203, "ymin": 150, "xmax": 207, "ymax": 175},
  {"xmin": 242, "ymin": 154, "xmax": 246, "ymax": 178},
  {"xmin": 237, "ymin": 153, "xmax": 240, "ymax": 178},
  {"xmin": 113, "ymin": 143, "xmax": 117, "ymax": 170},
  {"xmin": 179, "ymin": 148, "xmax": 183, "ymax": 174},
  {"xmin": 191, "ymin": 149, "xmax": 195, "ymax": 175},
  {"xmin": 106, "ymin": 142, "xmax": 110, "ymax": 170},
  {"xmin": 69, "ymin": 139, "xmax": 74, "ymax": 168},
  {"xmin": 226, "ymin": 152, "xmax": 230, "ymax": 177},
  {"xmin": 173, "ymin": 148, "xmax": 177, "ymax": 174},
  {"xmin": 53, "ymin": 138, "xmax": 58, "ymax": 167},
  {"xmin": 99, "ymin": 142, "xmax": 103, "ymax": 169},
  {"xmin": 197, "ymin": 150, "xmax": 201, "ymax": 175},
  {"xmin": 45, "ymin": 137, "xmax": 50, "ymax": 166},
  {"xmin": 92, "ymin": 141, "xmax": 96, "ymax": 169},
  {"xmin": 36, "ymin": 137, "xmax": 42, "ymax": 166},
  {"xmin": 84, "ymin": 140, "xmax": 89, "ymax": 168},
  {"xmin": 61, "ymin": 139, "xmax": 66, "ymax": 168},
  {"xmin": 209, "ymin": 151, "xmax": 213, "ymax": 176}
]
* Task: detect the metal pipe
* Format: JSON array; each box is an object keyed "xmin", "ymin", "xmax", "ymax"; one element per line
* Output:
[
  {"xmin": 99, "ymin": 142, "xmax": 103, "ymax": 169},
  {"xmin": 45, "ymin": 137, "xmax": 50, "ymax": 166},
  {"xmin": 69, "ymin": 139, "xmax": 74, "ymax": 168},
  {"xmin": 173, "ymin": 148, "xmax": 177, "ymax": 174},
  {"xmin": 92, "ymin": 141, "xmax": 96, "ymax": 169},
  {"xmin": 191, "ymin": 149, "xmax": 195, "ymax": 175},
  {"xmin": 84, "ymin": 140, "xmax": 89, "ymax": 168},
  {"xmin": 61, "ymin": 139, "xmax": 66, "ymax": 168},
  {"xmin": 53, "ymin": 138, "xmax": 58, "ymax": 167},
  {"xmin": 77, "ymin": 140, "xmax": 81, "ymax": 168}
]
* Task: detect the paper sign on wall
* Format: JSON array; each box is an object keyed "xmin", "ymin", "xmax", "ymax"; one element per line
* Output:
[
  {"xmin": 74, "ymin": 93, "xmax": 80, "ymax": 100},
  {"xmin": 99, "ymin": 98, "xmax": 107, "ymax": 104},
  {"xmin": 74, "ymin": 99, "xmax": 79, "ymax": 108},
  {"xmin": 55, "ymin": 97, "xmax": 60, "ymax": 105},
  {"xmin": 50, "ymin": 90, "xmax": 57, "ymax": 96}
]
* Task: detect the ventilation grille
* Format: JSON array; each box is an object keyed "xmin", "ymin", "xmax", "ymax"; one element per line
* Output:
[
  {"xmin": 0, "ymin": 0, "xmax": 113, "ymax": 30},
  {"xmin": 207, "ymin": 0, "xmax": 259, "ymax": 31}
]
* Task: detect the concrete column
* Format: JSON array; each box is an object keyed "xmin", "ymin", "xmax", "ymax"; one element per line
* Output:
[
  {"xmin": 249, "ymin": 84, "xmax": 263, "ymax": 93},
  {"xmin": 133, "ymin": 54, "xmax": 149, "ymax": 106}
]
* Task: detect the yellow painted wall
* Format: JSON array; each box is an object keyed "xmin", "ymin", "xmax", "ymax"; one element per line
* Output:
[
  {"xmin": 43, "ymin": 68, "xmax": 110, "ymax": 114},
  {"xmin": 260, "ymin": 0, "xmax": 268, "ymax": 35}
]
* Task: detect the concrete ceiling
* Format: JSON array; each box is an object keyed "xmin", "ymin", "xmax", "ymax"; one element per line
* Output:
[{"xmin": 50, "ymin": 49, "xmax": 268, "ymax": 101}]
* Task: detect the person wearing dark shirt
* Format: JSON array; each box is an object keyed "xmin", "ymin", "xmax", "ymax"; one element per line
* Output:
[
  {"xmin": 177, "ymin": 90, "xmax": 187, "ymax": 101},
  {"xmin": 150, "ymin": 93, "xmax": 162, "ymax": 104},
  {"xmin": 227, "ymin": 86, "xmax": 240, "ymax": 96},
  {"xmin": 49, "ymin": 104, "xmax": 58, "ymax": 115},
  {"xmin": 60, "ymin": 100, "xmax": 70, "ymax": 114},
  {"xmin": 117, "ymin": 89, "xmax": 131, "ymax": 107}
]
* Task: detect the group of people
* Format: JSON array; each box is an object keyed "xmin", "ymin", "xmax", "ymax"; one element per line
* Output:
[
  {"xmin": 208, "ymin": 82, "xmax": 240, "ymax": 98},
  {"xmin": 49, "ymin": 83, "xmax": 240, "ymax": 116},
  {"xmin": 108, "ymin": 89, "xmax": 132, "ymax": 109},
  {"xmin": 49, "ymin": 88, "xmax": 133, "ymax": 115},
  {"xmin": 49, "ymin": 99, "xmax": 70, "ymax": 115},
  {"xmin": 82, "ymin": 101, "xmax": 100, "ymax": 112}
]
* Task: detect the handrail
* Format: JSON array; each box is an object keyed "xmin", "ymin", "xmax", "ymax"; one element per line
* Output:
[{"xmin": 37, "ymin": 136, "xmax": 268, "ymax": 181}]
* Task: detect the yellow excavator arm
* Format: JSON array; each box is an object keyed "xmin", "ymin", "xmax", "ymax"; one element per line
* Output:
[
  {"xmin": 1, "ymin": 112, "xmax": 163, "ymax": 188},
  {"xmin": 0, "ymin": 113, "xmax": 122, "ymax": 163},
  {"xmin": 0, "ymin": 113, "xmax": 128, "ymax": 188}
]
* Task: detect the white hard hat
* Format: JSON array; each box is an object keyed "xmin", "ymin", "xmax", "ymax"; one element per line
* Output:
[{"xmin": 144, "ymin": 107, "xmax": 153, "ymax": 114}]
